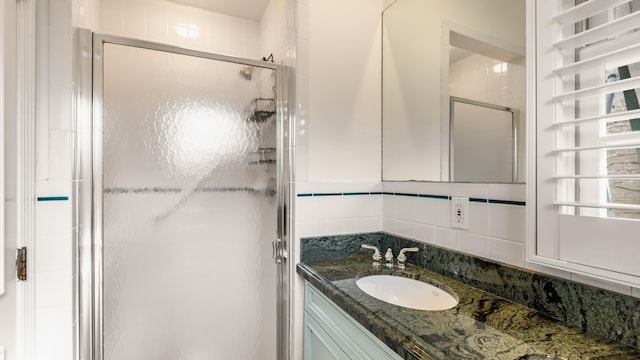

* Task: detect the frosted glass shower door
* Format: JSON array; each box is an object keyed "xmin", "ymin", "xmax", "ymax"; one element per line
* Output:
[{"xmin": 98, "ymin": 42, "xmax": 279, "ymax": 359}]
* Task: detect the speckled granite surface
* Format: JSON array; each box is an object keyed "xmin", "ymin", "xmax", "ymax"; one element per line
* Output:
[
  {"xmin": 298, "ymin": 256, "xmax": 640, "ymax": 360},
  {"xmin": 300, "ymin": 232, "xmax": 640, "ymax": 354}
]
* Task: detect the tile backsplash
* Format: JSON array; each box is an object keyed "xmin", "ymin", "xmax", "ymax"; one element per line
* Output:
[{"xmin": 383, "ymin": 181, "xmax": 527, "ymax": 268}]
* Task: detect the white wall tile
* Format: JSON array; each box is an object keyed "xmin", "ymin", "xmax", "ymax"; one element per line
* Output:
[
  {"xmin": 48, "ymin": 130, "xmax": 73, "ymax": 180},
  {"xmin": 297, "ymin": 1, "xmax": 308, "ymax": 40},
  {"xmin": 489, "ymin": 238, "xmax": 525, "ymax": 267},
  {"xmin": 414, "ymin": 223, "xmax": 435, "ymax": 244},
  {"xmin": 36, "ymin": 180, "xmax": 71, "ymax": 198},
  {"xmin": 468, "ymin": 202, "xmax": 489, "ymax": 235},
  {"xmin": 489, "ymin": 204, "xmax": 526, "ymax": 243},
  {"xmin": 295, "ymin": 181, "xmax": 381, "ymax": 194},
  {"xmin": 296, "ymin": 37, "xmax": 308, "ymax": 75},
  {"xmin": 414, "ymin": 197, "xmax": 437, "ymax": 225},
  {"xmin": 383, "ymin": 217, "xmax": 397, "ymax": 234},
  {"xmin": 294, "ymin": 110, "xmax": 309, "ymax": 147},
  {"xmin": 340, "ymin": 217, "xmax": 382, "ymax": 234},
  {"xmin": 36, "ymin": 201, "xmax": 72, "ymax": 237},
  {"xmin": 225, "ymin": 16, "xmax": 245, "ymax": 55},
  {"xmin": 396, "ymin": 220, "xmax": 415, "ymax": 238},
  {"xmin": 294, "ymin": 220, "xmax": 324, "ymax": 238},
  {"xmin": 459, "ymin": 232, "xmax": 489, "ymax": 258},
  {"xmin": 36, "ymin": 235, "xmax": 72, "ymax": 274},
  {"xmin": 396, "ymin": 196, "xmax": 414, "ymax": 221},
  {"xmin": 293, "ymin": 146, "xmax": 308, "ymax": 182},
  {"xmin": 435, "ymin": 199, "xmax": 451, "ymax": 228},
  {"xmin": 207, "ymin": 12, "xmax": 227, "ymax": 53},
  {"xmin": 49, "ymin": 81, "xmax": 72, "ymax": 130},
  {"xmin": 382, "ymin": 194, "xmax": 397, "ymax": 219},
  {"xmin": 35, "ymin": 272, "xmax": 71, "ymax": 314},
  {"xmin": 320, "ymin": 220, "xmax": 343, "ymax": 236},
  {"xmin": 435, "ymin": 227, "xmax": 458, "ymax": 250},
  {"xmin": 145, "ymin": 0, "xmax": 168, "ymax": 43},
  {"xmin": 35, "ymin": 307, "xmax": 73, "ymax": 360},
  {"xmin": 100, "ymin": 0, "xmax": 125, "ymax": 35},
  {"xmin": 123, "ymin": 0, "xmax": 147, "ymax": 39},
  {"xmin": 296, "ymin": 74, "xmax": 308, "ymax": 111}
]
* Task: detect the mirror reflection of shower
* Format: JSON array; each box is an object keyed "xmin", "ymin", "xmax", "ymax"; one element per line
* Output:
[{"xmin": 447, "ymin": 30, "xmax": 526, "ymax": 183}]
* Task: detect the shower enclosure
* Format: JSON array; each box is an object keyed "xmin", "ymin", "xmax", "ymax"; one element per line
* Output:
[{"xmin": 77, "ymin": 31, "xmax": 290, "ymax": 359}]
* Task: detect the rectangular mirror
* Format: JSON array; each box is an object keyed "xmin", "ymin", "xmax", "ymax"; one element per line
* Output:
[{"xmin": 382, "ymin": 0, "xmax": 526, "ymax": 182}]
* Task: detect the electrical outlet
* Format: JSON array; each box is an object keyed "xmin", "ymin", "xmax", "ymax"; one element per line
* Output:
[
  {"xmin": 0, "ymin": 346, "xmax": 5, "ymax": 360},
  {"xmin": 451, "ymin": 197, "xmax": 469, "ymax": 230}
]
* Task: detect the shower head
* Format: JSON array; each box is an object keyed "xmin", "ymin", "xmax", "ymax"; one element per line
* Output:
[{"xmin": 239, "ymin": 66, "xmax": 254, "ymax": 81}]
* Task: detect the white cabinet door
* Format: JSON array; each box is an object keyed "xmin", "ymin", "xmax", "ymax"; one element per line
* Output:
[
  {"xmin": 304, "ymin": 283, "xmax": 404, "ymax": 360},
  {"xmin": 304, "ymin": 314, "xmax": 349, "ymax": 360}
]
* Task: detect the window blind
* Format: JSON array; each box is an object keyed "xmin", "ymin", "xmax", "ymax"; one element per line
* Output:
[
  {"xmin": 535, "ymin": 0, "xmax": 640, "ymax": 284},
  {"xmin": 550, "ymin": 0, "xmax": 640, "ymax": 217}
]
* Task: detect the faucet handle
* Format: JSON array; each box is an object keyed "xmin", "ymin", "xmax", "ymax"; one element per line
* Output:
[
  {"xmin": 361, "ymin": 244, "xmax": 382, "ymax": 265},
  {"xmin": 397, "ymin": 247, "xmax": 419, "ymax": 269}
]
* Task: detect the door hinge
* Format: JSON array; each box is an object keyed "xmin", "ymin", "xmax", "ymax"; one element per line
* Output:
[{"xmin": 16, "ymin": 247, "xmax": 27, "ymax": 281}]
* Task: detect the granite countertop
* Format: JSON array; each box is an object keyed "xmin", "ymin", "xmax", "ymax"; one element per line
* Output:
[{"xmin": 297, "ymin": 255, "xmax": 640, "ymax": 360}]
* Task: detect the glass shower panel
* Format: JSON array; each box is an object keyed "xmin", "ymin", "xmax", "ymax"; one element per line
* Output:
[{"xmin": 101, "ymin": 43, "xmax": 277, "ymax": 359}]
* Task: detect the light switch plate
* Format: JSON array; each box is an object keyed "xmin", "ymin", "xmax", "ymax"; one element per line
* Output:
[{"xmin": 0, "ymin": 346, "xmax": 5, "ymax": 360}]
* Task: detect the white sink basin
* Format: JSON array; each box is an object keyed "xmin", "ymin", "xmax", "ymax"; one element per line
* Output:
[{"xmin": 356, "ymin": 275, "xmax": 458, "ymax": 311}]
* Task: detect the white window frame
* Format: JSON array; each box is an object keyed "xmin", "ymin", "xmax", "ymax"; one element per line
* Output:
[
  {"xmin": 527, "ymin": 0, "xmax": 640, "ymax": 287},
  {"xmin": 0, "ymin": 0, "xmax": 5, "ymax": 297}
]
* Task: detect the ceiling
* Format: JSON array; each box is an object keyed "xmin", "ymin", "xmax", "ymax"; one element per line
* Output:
[{"xmin": 168, "ymin": 0, "xmax": 270, "ymax": 22}]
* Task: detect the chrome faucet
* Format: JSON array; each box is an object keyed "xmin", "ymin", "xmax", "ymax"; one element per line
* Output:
[
  {"xmin": 361, "ymin": 244, "xmax": 382, "ymax": 266},
  {"xmin": 396, "ymin": 247, "xmax": 419, "ymax": 269},
  {"xmin": 384, "ymin": 248, "xmax": 394, "ymax": 268}
]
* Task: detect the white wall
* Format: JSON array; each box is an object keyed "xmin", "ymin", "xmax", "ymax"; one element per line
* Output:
[
  {"xmin": 1, "ymin": 0, "xmax": 17, "ymax": 357},
  {"xmin": 97, "ymin": 0, "xmax": 261, "ymax": 59},
  {"xmin": 305, "ymin": 0, "xmax": 381, "ymax": 182},
  {"xmin": 291, "ymin": 0, "xmax": 383, "ymax": 358}
]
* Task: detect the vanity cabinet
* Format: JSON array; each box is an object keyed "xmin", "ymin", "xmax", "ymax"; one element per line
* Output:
[{"xmin": 304, "ymin": 283, "xmax": 404, "ymax": 360}]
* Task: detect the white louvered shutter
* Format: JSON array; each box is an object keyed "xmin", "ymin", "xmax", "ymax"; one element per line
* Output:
[{"xmin": 534, "ymin": 0, "xmax": 640, "ymax": 285}]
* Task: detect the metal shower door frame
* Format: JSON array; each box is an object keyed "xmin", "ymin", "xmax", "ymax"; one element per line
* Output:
[{"xmin": 76, "ymin": 29, "xmax": 291, "ymax": 360}]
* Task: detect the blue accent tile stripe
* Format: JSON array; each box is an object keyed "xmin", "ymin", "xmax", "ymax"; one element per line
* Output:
[
  {"xmin": 37, "ymin": 196, "xmax": 69, "ymax": 202},
  {"xmin": 394, "ymin": 192, "xmax": 420, "ymax": 197},
  {"xmin": 418, "ymin": 194, "xmax": 450, "ymax": 200},
  {"xmin": 297, "ymin": 191, "xmax": 383, "ymax": 197},
  {"xmin": 295, "ymin": 191, "xmax": 525, "ymax": 206},
  {"xmin": 489, "ymin": 199, "xmax": 526, "ymax": 206}
]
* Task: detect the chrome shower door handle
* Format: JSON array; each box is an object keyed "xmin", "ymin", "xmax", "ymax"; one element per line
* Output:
[{"xmin": 272, "ymin": 239, "xmax": 283, "ymax": 264}]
